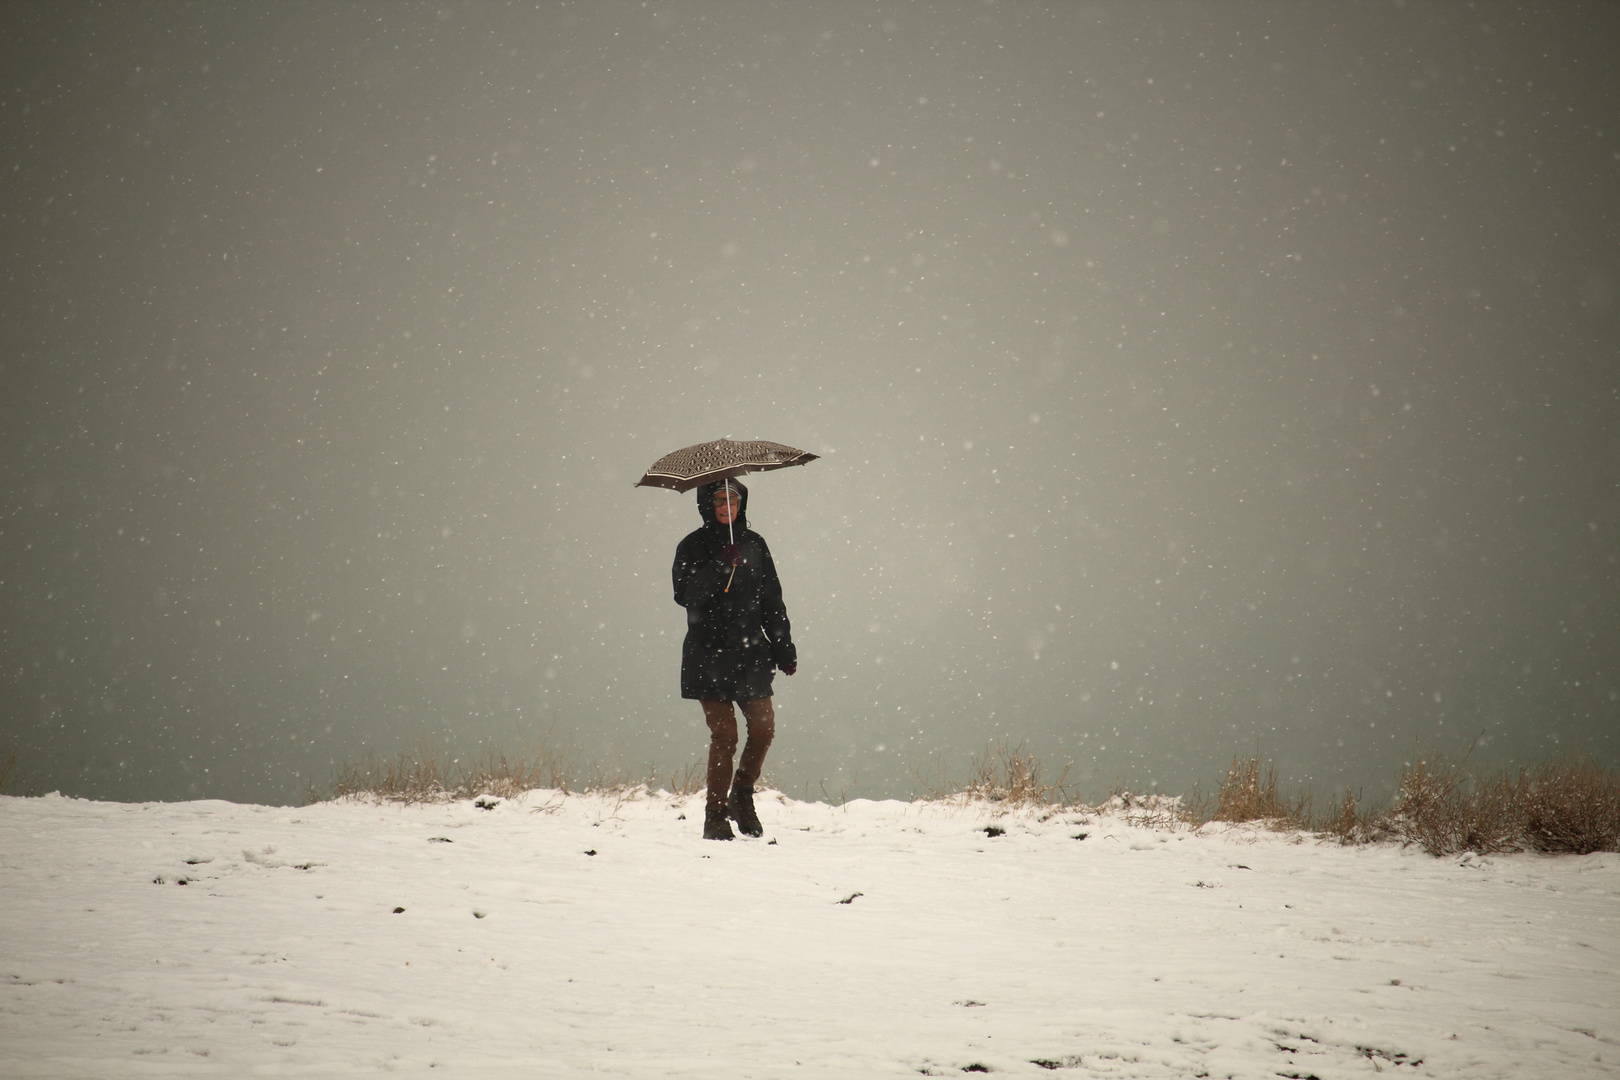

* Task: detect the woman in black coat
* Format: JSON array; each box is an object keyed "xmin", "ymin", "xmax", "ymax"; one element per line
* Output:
[{"xmin": 672, "ymin": 478, "xmax": 796, "ymax": 840}]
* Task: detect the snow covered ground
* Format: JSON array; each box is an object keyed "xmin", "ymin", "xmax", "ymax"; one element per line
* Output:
[{"xmin": 1, "ymin": 790, "xmax": 1615, "ymax": 1079}]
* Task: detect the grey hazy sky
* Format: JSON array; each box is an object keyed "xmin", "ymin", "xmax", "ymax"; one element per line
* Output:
[{"xmin": 3, "ymin": 1, "xmax": 1617, "ymax": 804}]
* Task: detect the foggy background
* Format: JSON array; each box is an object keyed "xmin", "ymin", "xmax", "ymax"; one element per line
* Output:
[{"xmin": 3, "ymin": 1, "xmax": 1616, "ymax": 806}]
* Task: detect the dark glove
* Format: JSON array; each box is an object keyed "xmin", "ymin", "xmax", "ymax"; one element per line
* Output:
[
  {"xmin": 780, "ymin": 662, "xmax": 796, "ymax": 676},
  {"xmin": 720, "ymin": 543, "xmax": 742, "ymax": 567}
]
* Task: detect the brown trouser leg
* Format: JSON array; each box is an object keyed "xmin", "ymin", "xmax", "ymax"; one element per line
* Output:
[{"xmin": 701, "ymin": 698, "xmax": 775, "ymax": 815}]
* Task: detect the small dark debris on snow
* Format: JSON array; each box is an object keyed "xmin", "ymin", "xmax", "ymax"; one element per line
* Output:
[
  {"xmin": 184, "ymin": 857, "xmax": 211, "ymax": 865},
  {"xmin": 474, "ymin": 796, "xmax": 499, "ymax": 810},
  {"xmin": 837, "ymin": 891, "xmax": 863, "ymax": 905},
  {"xmin": 584, "ymin": 849, "xmax": 597, "ymax": 856},
  {"xmin": 1071, "ymin": 832, "xmax": 1088, "ymax": 840},
  {"xmin": 472, "ymin": 910, "xmax": 486, "ymax": 919},
  {"xmin": 962, "ymin": 1064, "xmax": 991, "ymax": 1073},
  {"xmin": 768, "ymin": 838, "xmax": 778, "ymax": 845},
  {"xmin": 954, "ymin": 1000, "xmax": 986, "ymax": 1008},
  {"xmin": 1357, "ymin": 1046, "xmax": 1421, "ymax": 1067},
  {"xmin": 152, "ymin": 876, "xmax": 165, "ymax": 885},
  {"xmin": 1275, "ymin": 1043, "xmax": 1299, "ymax": 1054},
  {"xmin": 983, "ymin": 825, "xmax": 1005, "ymax": 837},
  {"xmin": 392, "ymin": 907, "xmax": 406, "ymax": 914},
  {"xmin": 1277, "ymin": 1073, "xmax": 1321, "ymax": 1080},
  {"xmin": 676, "ymin": 813, "xmax": 686, "ymax": 820},
  {"xmin": 428, "ymin": 837, "xmax": 453, "ymax": 843},
  {"xmin": 1030, "ymin": 1056, "xmax": 1083, "ymax": 1070},
  {"xmin": 1232, "ymin": 864, "xmax": 1251, "ymax": 870}
]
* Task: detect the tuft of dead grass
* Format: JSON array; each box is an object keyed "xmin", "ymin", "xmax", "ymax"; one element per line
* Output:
[
  {"xmin": 1520, "ymin": 759, "xmax": 1620, "ymax": 854},
  {"xmin": 309, "ymin": 736, "xmax": 1617, "ymax": 857},
  {"xmin": 912, "ymin": 740, "xmax": 1074, "ymax": 808},
  {"xmin": 0, "ymin": 747, "xmax": 22, "ymax": 794},
  {"xmin": 0, "ymin": 745, "xmax": 41, "ymax": 797},
  {"xmin": 1387, "ymin": 756, "xmax": 1620, "ymax": 856},
  {"xmin": 661, "ymin": 759, "xmax": 706, "ymax": 800},
  {"xmin": 1181, "ymin": 756, "xmax": 1320, "ymax": 832},
  {"xmin": 1212, "ymin": 756, "xmax": 1312, "ymax": 827},
  {"xmin": 1096, "ymin": 788, "xmax": 1189, "ymax": 830},
  {"xmin": 1187, "ymin": 753, "xmax": 1620, "ymax": 855},
  {"xmin": 317, "ymin": 748, "xmax": 476, "ymax": 805},
  {"xmin": 1386, "ymin": 758, "xmax": 1520, "ymax": 855},
  {"xmin": 1313, "ymin": 785, "xmax": 1387, "ymax": 845},
  {"xmin": 308, "ymin": 742, "xmax": 709, "ymax": 807}
]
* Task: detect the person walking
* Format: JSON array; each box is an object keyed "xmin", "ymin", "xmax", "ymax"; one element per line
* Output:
[{"xmin": 672, "ymin": 478, "xmax": 796, "ymax": 839}]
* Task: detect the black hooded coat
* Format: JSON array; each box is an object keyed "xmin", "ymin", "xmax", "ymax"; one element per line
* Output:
[{"xmin": 672, "ymin": 479, "xmax": 796, "ymax": 701}]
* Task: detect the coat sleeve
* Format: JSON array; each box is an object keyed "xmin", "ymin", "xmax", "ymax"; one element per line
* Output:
[
  {"xmin": 755, "ymin": 538, "xmax": 796, "ymax": 669},
  {"xmin": 673, "ymin": 535, "xmax": 726, "ymax": 608}
]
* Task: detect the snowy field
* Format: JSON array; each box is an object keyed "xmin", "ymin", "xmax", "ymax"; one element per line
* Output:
[{"xmin": 1, "ymin": 790, "xmax": 1615, "ymax": 1079}]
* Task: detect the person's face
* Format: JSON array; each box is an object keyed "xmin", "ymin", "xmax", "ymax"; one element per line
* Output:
[{"xmin": 712, "ymin": 488, "xmax": 741, "ymax": 525}]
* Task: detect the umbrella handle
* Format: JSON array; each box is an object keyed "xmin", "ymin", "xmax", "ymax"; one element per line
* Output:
[{"xmin": 723, "ymin": 480, "xmax": 738, "ymax": 592}]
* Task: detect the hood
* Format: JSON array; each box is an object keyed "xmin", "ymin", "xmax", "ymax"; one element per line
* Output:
[{"xmin": 696, "ymin": 477, "xmax": 748, "ymax": 531}]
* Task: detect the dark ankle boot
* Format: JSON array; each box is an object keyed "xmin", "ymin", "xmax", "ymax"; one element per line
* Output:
[
  {"xmin": 728, "ymin": 783, "xmax": 763, "ymax": 837},
  {"xmin": 702, "ymin": 806, "xmax": 734, "ymax": 840}
]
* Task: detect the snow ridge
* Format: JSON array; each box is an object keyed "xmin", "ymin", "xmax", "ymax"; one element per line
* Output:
[{"xmin": 1, "ymin": 791, "xmax": 1615, "ymax": 1077}]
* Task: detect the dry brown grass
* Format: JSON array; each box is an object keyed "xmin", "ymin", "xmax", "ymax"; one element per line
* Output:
[
  {"xmin": 661, "ymin": 759, "xmax": 706, "ymax": 799},
  {"xmin": 1180, "ymin": 756, "xmax": 1317, "ymax": 831},
  {"xmin": 1313, "ymin": 785, "xmax": 1388, "ymax": 845},
  {"xmin": 467, "ymin": 747, "xmax": 577, "ymax": 799},
  {"xmin": 309, "ymin": 743, "xmax": 710, "ymax": 806},
  {"xmin": 912, "ymin": 740, "xmax": 1075, "ymax": 808},
  {"xmin": 0, "ymin": 747, "xmax": 22, "ymax": 794},
  {"xmin": 1520, "ymin": 759, "xmax": 1620, "ymax": 854},
  {"xmin": 1178, "ymin": 757, "xmax": 1394, "ymax": 842},
  {"xmin": 309, "ymin": 737, "xmax": 1617, "ymax": 857},
  {"xmin": 1387, "ymin": 758, "xmax": 1520, "ymax": 855},
  {"xmin": 1186, "ymin": 753, "xmax": 1618, "ymax": 855},
  {"xmin": 318, "ymin": 748, "xmax": 479, "ymax": 805},
  {"xmin": 1212, "ymin": 756, "xmax": 1312, "ymax": 827},
  {"xmin": 1388, "ymin": 756, "xmax": 1620, "ymax": 856},
  {"xmin": 1096, "ymin": 788, "xmax": 1191, "ymax": 829}
]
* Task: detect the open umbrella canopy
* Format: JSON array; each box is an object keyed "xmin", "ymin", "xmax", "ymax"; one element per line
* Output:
[{"xmin": 634, "ymin": 438, "xmax": 817, "ymax": 493}]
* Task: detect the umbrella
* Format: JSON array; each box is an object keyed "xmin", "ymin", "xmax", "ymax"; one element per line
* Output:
[
  {"xmin": 636, "ymin": 438, "xmax": 817, "ymax": 591},
  {"xmin": 633, "ymin": 438, "xmax": 818, "ymax": 493}
]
